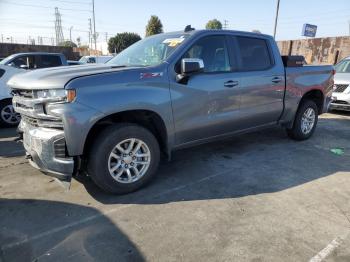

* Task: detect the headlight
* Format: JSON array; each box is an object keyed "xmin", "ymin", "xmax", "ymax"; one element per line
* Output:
[{"xmin": 36, "ymin": 89, "xmax": 76, "ymax": 102}]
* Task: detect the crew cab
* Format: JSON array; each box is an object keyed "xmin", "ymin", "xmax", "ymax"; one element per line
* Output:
[
  {"xmin": 8, "ymin": 29, "xmax": 334, "ymax": 194},
  {"xmin": 0, "ymin": 52, "xmax": 68, "ymax": 126}
]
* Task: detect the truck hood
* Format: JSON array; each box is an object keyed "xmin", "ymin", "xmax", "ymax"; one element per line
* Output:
[
  {"xmin": 334, "ymin": 73, "xmax": 350, "ymax": 84},
  {"xmin": 7, "ymin": 64, "xmax": 136, "ymax": 90}
]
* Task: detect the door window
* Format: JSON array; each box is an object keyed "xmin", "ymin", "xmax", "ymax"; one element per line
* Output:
[
  {"xmin": 183, "ymin": 36, "xmax": 231, "ymax": 73},
  {"xmin": 38, "ymin": 55, "xmax": 62, "ymax": 68},
  {"xmin": 9, "ymin": 55, "xmax": 36, "ymax": 69},
  {"xmin": 236, "ymin": 37, "xmax": 273, "ymax": 71}
]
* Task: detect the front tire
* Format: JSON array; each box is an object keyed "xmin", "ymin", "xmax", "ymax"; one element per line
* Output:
[
  {"xmin": 0, "ymin": 99, "xmax": 21, "ymax": 127},
  {"xmin": 287, "ymin": 100, "xmax": 318, "ymax": 140},
  {"xmin": 87, "ymin": 123, "xmax": 160, "ymax": 194}
]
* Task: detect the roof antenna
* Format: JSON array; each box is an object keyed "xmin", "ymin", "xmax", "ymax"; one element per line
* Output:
[{"xmin": 184, "ymin": 25, "xmax": 195, "ymax": 32}]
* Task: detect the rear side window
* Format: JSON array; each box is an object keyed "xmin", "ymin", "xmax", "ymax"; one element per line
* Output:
[
  {"xmin": 236, "ymin": 37, "xmax": 272, "ymax": 71},
  {"xmin": 0, "ymin": 69, "xmax": 5, "ymax": 78},
  {"xmin": 38, "ymin": 55, "xmax": 62, "ymax": 68}
]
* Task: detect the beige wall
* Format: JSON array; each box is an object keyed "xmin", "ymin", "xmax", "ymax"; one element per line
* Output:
[{"xmin": 277, "ymin": 36, "xmax": 350, "ymax": 65}]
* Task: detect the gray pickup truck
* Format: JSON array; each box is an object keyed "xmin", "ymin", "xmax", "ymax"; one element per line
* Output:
[{"xmin": 8, "ymin": 29, "xmax": 334, "ymax": 194}]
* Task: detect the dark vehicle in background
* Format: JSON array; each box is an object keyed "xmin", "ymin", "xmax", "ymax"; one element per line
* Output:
[
  {"xmin": 67, "ymin": 60, "xmax": 82, "ymax": 66},
  {"xmin": 0, "ymin": 52, "xmax": 68, "ymax": 126},
  {"xmin": 79, "ymin": 55, "xmax": 113, "ymax": 64},
  {"xmin": 330, "ymin": 56, "xmax": 350, "ymax": 111},
  {"xmin": 9, "ymin": 29, "xmax": 334, "ymax": 194}
]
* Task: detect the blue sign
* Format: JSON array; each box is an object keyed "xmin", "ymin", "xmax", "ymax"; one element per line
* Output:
[{"xmin": 302, "ymin": 24, "xmax": 317, "ymax": 37}]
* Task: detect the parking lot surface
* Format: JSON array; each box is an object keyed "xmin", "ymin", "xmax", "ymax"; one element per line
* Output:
[{"xmin": 0, "ymin": 112, "xmax": 350, "ymax": 262}]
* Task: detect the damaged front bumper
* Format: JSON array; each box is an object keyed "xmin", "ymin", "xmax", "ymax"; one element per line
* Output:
[{"xmin": 19, "ymin": 120, "xmax": 75, "ymax": 187}]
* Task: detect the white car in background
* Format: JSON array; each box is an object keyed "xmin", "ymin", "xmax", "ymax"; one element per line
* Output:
[
  {"xmin": 0, "ymin": 64, "xmax": 24, "ymax": 126},
  {"xmin": 0, "ymin": 53, "xmax": 68, "ymax": 127},
  {"xmin": 330, "ymin": 56, "xmax": 350, "ymax": 111}
]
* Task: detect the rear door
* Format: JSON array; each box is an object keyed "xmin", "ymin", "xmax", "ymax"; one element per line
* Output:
[
  {"xmin": 232, "ymin": 36, "xmax": 285, "ymax": 128},
  {"xmin": 36, "ymin": 55, "xmax": 63, "ymax": 68}
]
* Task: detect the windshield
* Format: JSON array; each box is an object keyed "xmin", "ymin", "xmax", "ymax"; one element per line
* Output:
[
  {"xmin": 107, "ymin": 33, "xmax": 189, "ymax": 67},
  {"xmin": 335, "ymin": 59, "xmax": 350, "ymax": 73}
]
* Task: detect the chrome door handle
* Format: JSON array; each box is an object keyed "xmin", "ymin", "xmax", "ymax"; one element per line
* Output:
[
  {"xmin": 271, "ymin": 77, "xmax": 282, "ymax": 84},
  {"xmin": 224, "ymin": 80, "xmax": 239, "ymax": 88}
]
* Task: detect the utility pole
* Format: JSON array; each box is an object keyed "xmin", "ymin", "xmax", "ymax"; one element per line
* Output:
[
  {"xmin": 348, "ymin": 20, "xmax": 350, "ymax": 36},
  {"xmin": 92, "ymin": 0, "xmax": 97, "ymax": 54},
  {"xmin": 69, "ymin": 26, "xmax": 73, "ymax": 42},
  {"xmin": 105, "ymin": 32, "xmax": 108, "ymax": 43},
  {"xmin": 273, "ymin": 0, "xmax": 280, "ymax": 39},
  {"xmin": 88, "ymin": 18, "xmax": 92, "ymax": 55},
  {"xmin": 223, "ymin": 20, "xmax": 229, "ymax": 30}
]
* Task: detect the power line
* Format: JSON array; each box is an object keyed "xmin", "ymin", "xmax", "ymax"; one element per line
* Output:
[
  {"xmin": 2, "ymin": 0, "xmax": 92, "ymax": 12},
  {"xmin": 48, "ymin": 0, "xmax": 92, "ymax": 5}
]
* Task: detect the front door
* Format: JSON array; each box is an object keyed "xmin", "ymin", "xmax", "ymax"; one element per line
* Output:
[{"xmin": 170, "ymin": 35, "xmax": 241, "ymax": 145}]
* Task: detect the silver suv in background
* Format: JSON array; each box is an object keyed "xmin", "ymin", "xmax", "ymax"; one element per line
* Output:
[{"xmin": 330, "ymin": 56, "xmax": 350, "ymax": 111}]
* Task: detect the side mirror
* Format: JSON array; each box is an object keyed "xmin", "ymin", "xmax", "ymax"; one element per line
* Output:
[
  {"xmin": 20, "ymin": 64, "xmax": 29, "ymax": 70},
  {"xmin": 181, "ymin": 58, "xmax": 204, "ymax": 74},
  {"xmin": 176, "ymin": 58, "xmax": 204, "ymax": 83}
]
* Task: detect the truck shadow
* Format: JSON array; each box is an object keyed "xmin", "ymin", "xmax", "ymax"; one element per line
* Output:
[
  {"xmin": 0, "ymin": 199, "xmax": 144, "ymax": 262},
  {"xmin": 79, "ymin": 115, "xmax": 350, "ymax": 205}
]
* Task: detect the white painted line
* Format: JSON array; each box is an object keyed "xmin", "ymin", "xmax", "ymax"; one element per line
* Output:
[
  {"xmin": 2, "ymin": 168, "xmax": 233, "ymax": 251},
  {"xmin": 309, "ymin": 233, "xmax": 349, "ymax": 262}
]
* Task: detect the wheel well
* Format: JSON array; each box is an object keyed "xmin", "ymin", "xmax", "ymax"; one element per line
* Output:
[
  {"xmin": 84, "ymin": 110, "xmax": 168, "ymax": 157},
  {"xmin": 300, "ymin": 90, "xmax": 324, "ymax": 114}
]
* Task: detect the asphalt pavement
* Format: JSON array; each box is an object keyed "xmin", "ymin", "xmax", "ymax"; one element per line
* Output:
[{"xmin": 1, "ymin": 112, "xmax": 350, "ymax": 262}]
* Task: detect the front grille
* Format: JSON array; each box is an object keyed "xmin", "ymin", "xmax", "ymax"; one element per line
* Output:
[
  {"xmin": 21, "ymin": 115, "xmax": 63, "ymax": 129},
  {"xmin": 12, "ymin": 88, "xmax": 64, "ymax": 130},
  {"xmin": 12, "ymin": 89, "xmax": 35, "ymax": 98},
  {"xmin": 54, "ymin": 138, "xmax": 67, "ymax": 158},
  {"xmin": 22, "ymin": 115, "xmax": 39, "ymax": 127},
  {"xmin": 334, "ymin": 84, "xmax": 349, "ymax": 93}
]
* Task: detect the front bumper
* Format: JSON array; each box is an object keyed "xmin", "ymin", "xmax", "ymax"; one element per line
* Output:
[
  {"xmin": 20, "ymin": 121, "xmax": 74, "ymax": 181},
  {"xmin": 330, "ymin": 92, "xmax": 350, "ymax": 111}
]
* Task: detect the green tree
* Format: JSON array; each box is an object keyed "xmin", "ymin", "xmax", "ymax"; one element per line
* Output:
[
  {"xmin": 145, "ymin": 15, "xmax": 164, "ymax": 37},
  {"xmin": 59, "ymin": 40, "xmax": 77, "ymax": 47},
  {"xmin": 108, "ymin": 32, "xmax": 141, "ymax": 53},
  {"xmin": 205, "ymin": 19, "xmax": 223, "ymax": 30}
]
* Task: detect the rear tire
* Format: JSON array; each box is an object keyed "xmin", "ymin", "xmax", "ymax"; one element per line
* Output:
[
  {"xmin": 87, "ymin": 123, "xmax": 160, "ymax": 194},
  {"xmin": 286, "ymin": 100, "xmax": 318, "ymax": 140},
  {"xmin": 0, "ymin": 99, "xmax": 21, "ymax": 127}
]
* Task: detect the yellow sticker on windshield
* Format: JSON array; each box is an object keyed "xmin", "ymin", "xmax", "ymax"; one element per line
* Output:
[{"xmin": 163, "ymin": 37, "xmax": 185, "ymax": 47}]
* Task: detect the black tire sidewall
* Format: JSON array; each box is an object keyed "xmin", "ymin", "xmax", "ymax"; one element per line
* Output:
[
  {"xmin": 0, "ymin": 99, "xmax": 19, "ymax": 127},
  {"xmin": 87, "ymin": 123, "xmax": 160, "ymax": 194},
  {"xmin": 289, "ymin": 100, "xmax": 318, "ymax": 140}
]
